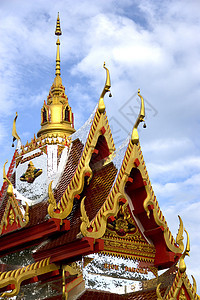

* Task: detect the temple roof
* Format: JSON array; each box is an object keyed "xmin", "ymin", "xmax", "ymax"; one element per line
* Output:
[{"xmin": 0, "ymin": 14, "xmax": 198, "ymax": 300}]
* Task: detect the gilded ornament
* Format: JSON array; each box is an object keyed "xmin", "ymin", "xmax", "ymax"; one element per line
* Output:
[
  {"xmin": 131, "ymin": 89, "xmax": 146, "ymax": 144},
  {"xmin": 20, "ymin": 161, "xmax": 42, "ymax": 183},
  {"xmin": 179, "ymin": 228, "xmax": 190, "ymax": 273},
  {"xmin": 9, "ymin": 209, "xmax": 15, "ymax": 225},
  {"xmin": 98, "ymin": 62, "xmax": 111, "ymax": 113},
  {"xmin": 3, "ymin": 160, "xmax": 13, "ymax": 196},
  {"xmin": 179, "ymin": 288, "xmax": 187, "ymax": 300},
  {"xmin": 0, "ymin": 257, "xmax": 58, "ymax": 298},
  {"xmin": 37, "ymin": 16, "xmax": 76, "ymax": 139},
  {"xmin": 48, "ymin": 105, "xmax": 115, "ymax": 221},
  {"xmin": 80, "ymin": 196, "xmax": 90, "ymax": 234},
  {"xmin": 48, "ymin": 181, "xmax": 57, "ymax": 210},
  {"xmin": 176, "ymin": 215, "xmax": 184, "ymax": 253},
  {"xmin": 12, "ymin": 112, "xmax": 20, "ymax": 147}
]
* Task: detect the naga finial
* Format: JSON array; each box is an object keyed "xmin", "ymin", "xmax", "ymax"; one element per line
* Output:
[
  {"xmin": 12, "ymin": 112, "xmax": 20, "ymax": 147},
  {"xmin": 156, "ymin": 283, "xmax": 163, "ymax": 300},
  {"xmin": 179, "ymin": 227, "xmax": 190, "ymax": 273},
  {"xmin": 98, "ymin": 62, "xmax": 111, "ymax": 113},
  {"xmin": 176, "ymin": 215, "xmax": 184, "ymax": 253},
  {"xmin": 3, "ymin": 160, "xmax": 13, "ymax": 196},
  {"xmin": 80, "ymin": 196, "xmax": 90, "ymax": 236},
  {"xmin": 131, "ymin": 89, "xmax": 146, "ymax": 144},
  {"xmin": 48, "ymin": 181, "xmax": 57, "ymax": 210}
]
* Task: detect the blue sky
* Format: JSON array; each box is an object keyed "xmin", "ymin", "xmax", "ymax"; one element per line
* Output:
[{"xmin": 0, "ymin": 0, "xmax": 200, "ymax": 291}]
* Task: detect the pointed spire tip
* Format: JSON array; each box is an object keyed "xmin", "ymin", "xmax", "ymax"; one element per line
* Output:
[{"xmin": 55, "ymin": 12, "xmax": 62, "ymax": 36}]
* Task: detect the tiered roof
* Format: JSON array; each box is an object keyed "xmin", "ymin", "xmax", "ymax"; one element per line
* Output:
[{"xmin": 0, "ymin": 14, "xmax": 198, "ymax": 300}]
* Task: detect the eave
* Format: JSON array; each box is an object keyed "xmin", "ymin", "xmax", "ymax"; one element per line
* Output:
[
  {"xmin": 33, "ymin": 237, "xmax": 104, "ymax": 263},
  {"xmin": 0, "ymin": 218, "xmax": 70, "ymax": 256}
]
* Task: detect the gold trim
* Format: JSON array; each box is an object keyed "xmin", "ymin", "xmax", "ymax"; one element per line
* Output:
[
  {"xmin": 156, "ymin": 283, "xmax": 163, "ymax": 300},
  {"xmin": 48, "ymin": 107, "xmax": 115, "ymax": 220},
  {"xmin": 0, "ymin": 257, "xmax": 58, "ymax": 298},
  {"xmin": 80, "ymin": 139, "xmax": 182, "ymax": 254},
  {"xmin": 100, "ymin": 250, "xmax": 154, "ymax": 263},
  {"xmin": 165, "ymin": 270, "xmax": 200, "ymax": 300},
  {"xmin": 176, "ymin": 215, "xmax": 184, "ymax": 253},
  {"xmin": 0, "ymin": 161, "xmax": 29, "ymax": 235},
  {"xmin": 179, "ymin": 228, "xmax": 190, "ymax": 273}
]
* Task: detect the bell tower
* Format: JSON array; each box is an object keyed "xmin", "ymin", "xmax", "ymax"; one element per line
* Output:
[{"xmin": 37, "ymin": 13, "xmax": 75, "ymax": 138}]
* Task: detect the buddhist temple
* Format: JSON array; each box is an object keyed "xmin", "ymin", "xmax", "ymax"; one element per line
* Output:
[{"xmin": 0, "ymin": 14, "xmax": 199, "ymax": 300}]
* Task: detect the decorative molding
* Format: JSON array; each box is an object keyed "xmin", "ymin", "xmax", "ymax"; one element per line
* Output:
[
  {"xmin": 0, "ymin": 161, "xmax": 29, "ymax": 235},
  {"xmin": 48, "ymin": 107, "xmax": 115, "ymax": 220},
  {"xmin": 164, "ymin": 270, "xmax": 200, "ymax": 300},
  {"xmin": 80, "ymin": 139, "xmax": 182, "ymax": 256},
  {"xmin": 0, "ymin": 257, "xmax": 58, "ymax": 298}
]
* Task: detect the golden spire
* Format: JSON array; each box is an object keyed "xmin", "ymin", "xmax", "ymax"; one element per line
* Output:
[
  {"xmin": 37, "ymin": 14, "xmax": 75, "ymax": 138},
  {"xmin": 55, "ymin": 13, "xmax": 62, "ymax": 77},
  {"xmin": 55, "ymin": 13, "xmax": 62, "ymax": 36}
]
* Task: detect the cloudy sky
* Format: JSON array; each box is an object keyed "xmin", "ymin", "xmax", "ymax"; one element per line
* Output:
[{"xmin": 0, "ymin": 0, "xmax": 200, "ymax": 291}]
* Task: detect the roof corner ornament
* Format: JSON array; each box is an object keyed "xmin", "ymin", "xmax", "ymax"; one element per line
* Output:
[
  {"xmin": 80, "ymin": 196, "xmax": 90, "ymax": 236},
  {"xmin": 131, "ymin": 89, "xmax": 146, "ymax": 144},
  {"xmin": 179, "ymin": 227, "xmax": 190, "ymax": 273},
  {"xmin": 98, "ymin": 62, "xmax": 112, "ymax": 113},
  {"xmin": 176, "ymin": 215, "xmax": 184, "ymax": 253},
  {"xmin": 156, "ymin": 283, "xmax": 163, "ymax": 300},
  {"xmin": 192, "ymin": 275, "xmax": 197, "ymax": 294},
  {"xmin": 3, "ymin": 160, "xmax": 13, "ymax": 196},
  {"xmin": 48, "ymin": 181, "xmax": 57, "ymax": 210},
  {"xmin": 12, "ymin": 112, "xmax": 21, "ymax": 148},
  {"xmin": 23, "ymin": 202, "xmax": 29, "ymax": 227}
]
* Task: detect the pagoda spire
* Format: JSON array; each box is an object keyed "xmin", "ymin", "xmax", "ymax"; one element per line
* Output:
[
  {"xmin": 55, "ymin": 13, "xmax": 62, "ymax": 77},
  {"xmin": 37, "ymin": 14, "xmax": 75, "ymax": 138}
]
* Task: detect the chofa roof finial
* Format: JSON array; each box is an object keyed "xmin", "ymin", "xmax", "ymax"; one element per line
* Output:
[
  {"xmin": 98, "ymin": 62, "xmax": 112, "ymax": 113},
  {"xmin": 12, "ymin": 112, "xmax": 20, "ymax": 147},
  {"xmin": 131, "ymin": 89, "xmax": 146, "ymax": 144}
]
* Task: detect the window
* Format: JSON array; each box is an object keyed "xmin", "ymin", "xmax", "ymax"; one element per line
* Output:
[
  {"xmin": 64, "ymin": 107, "xmax": 69, "ymax": 121},
  {"xmin": 43, "ymin": 109, "xmax": 47, "ymax": 123}
]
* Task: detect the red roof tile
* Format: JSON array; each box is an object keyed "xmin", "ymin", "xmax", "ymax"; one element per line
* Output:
[
  {"xmin": 35, "ymin": 162, "xmax": 117, "ymax": 254},
  {"xmin": 77, "ymin": 287, "xmax": 167, "ymax": 299},
  {"xmin": 54, "ymin": 139, "xmax": 84, "ymax": 201}
]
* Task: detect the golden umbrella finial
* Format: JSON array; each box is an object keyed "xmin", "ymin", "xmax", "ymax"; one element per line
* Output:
[
  {"xmin": 55, "ymin": 12, "xmax": 62, "ymax": 36},
  {"xmin": 55, "ymin": 13, "xmax": 62, "ymax": 77}
]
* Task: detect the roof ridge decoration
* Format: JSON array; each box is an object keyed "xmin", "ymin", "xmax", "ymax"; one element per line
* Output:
[
  {"xmin": 80, "ymin": 90, "xmax": 147, "ymax": 238},
  {"xmin": 156, "ymin": 227, "xmax": 200, "ymax": 300},
  {"xmin": 80, "ymin": 90, "xmax": 183, "ymax": 256},
  {"xmin": 0, "ymin": 161, "xmax": 29, "ymax": 235},
  {"xmin": 0, "ymin": 150, "xmax": 16, "ymax": 201},
  {"xmin": 48, "ymin": 64, "xmax": 115, "ymax": 221},
  {"xmin": 12, "ymin": 112, "xmax": 21, "ymax": 148},
  {"xmin": 131, "ymin": 89, "xmax": 146, "ymax": 144},
  {"xmin": 0, "ymin": 257, "xmax": 59, "ymax": 298},
  {"xmin": 98, "ymin": 62, "xmax": 112, "ymax": 113}
]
